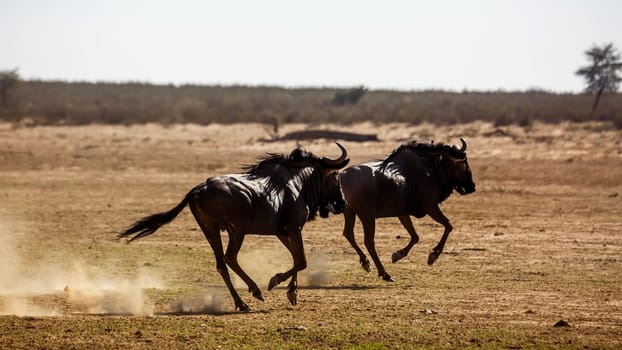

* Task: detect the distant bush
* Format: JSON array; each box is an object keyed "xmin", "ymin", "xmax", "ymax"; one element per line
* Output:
[
  {"xmin": 332, "ymin": 86, "xmax": 368, "ymax": 106},
  {"xmin": 0, "ymin": 80, "xmax": 621, "ymax": 127}
]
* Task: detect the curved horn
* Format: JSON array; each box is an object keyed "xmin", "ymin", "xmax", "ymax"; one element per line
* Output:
[
  {"xmin": 458, "ymin": 138, "xmax": 467, "ymax": 152},
  {"xmin": 322, "ymin": 142, "xmax": 349, "ymax": 168}
]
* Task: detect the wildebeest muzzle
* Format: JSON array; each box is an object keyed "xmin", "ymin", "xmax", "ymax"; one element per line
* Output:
[
  {"xmin": 456, "ymin": 181, "xmax": 476, "ymax": 195},
  {"xmin": 321, "ymin": 200, "xmax": 346, "ymax": 218}
]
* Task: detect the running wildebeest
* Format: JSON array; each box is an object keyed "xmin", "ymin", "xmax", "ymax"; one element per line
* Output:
[
  {"xmin": 339, "ymin": 139, "xmax": 475, "ymax": 282},
  {"xmin": 118, "ymin": 143, "xmax": 350, "ymax": 311}
]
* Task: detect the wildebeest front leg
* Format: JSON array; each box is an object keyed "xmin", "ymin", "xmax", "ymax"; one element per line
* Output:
[
  {"xmin": 269, "ymin": 230, "xmax": 307, "ymax": 306},
  {"xmin": 361, "ymin": 216, "xmax": 394, "ymax": 282},
  {"xmin": 426, "ymin": 205, "xmax": 453, "ymax": 266},
  {"xmin": 391, "ymin": 216, "xmax": 420, "ymax": 263},
  {"xmin": 273, "ymin": 234, "xmax": 301, "ymax": 305},
  {"xmin": 342, "ymin": 208, "xmax": 371, "ymax": 272}
]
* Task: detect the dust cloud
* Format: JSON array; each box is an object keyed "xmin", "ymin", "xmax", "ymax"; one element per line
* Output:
[
  {"xmin": 234, "ymin": 245, "xmax": 290, "ymax": 290},
  {"xmin": 302, "ymin": 254, "xmax": 332, "ymax": 287},
  {"xmin": 233, "ymin": 245, "xmax": 332, "ymax": 290},
  {"xmin": 170, "ymin": 292, "xmax": 226, "ymax": 314},
  {"xmin": 0, "ymin": 219, "xmax": 161, "ymax": 316},
  {"xmin": 62, "ymin": 264, "xmax": 161, "ymax": 316}
]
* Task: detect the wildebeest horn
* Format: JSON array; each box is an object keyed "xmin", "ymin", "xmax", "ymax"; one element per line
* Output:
[
  {"xmin": 457, "ymin": 138, "xmax": 467, "ymax": 152},
  {"xmin": 322, "ymin": 142, "xmax": 349, "ymax": 169}
]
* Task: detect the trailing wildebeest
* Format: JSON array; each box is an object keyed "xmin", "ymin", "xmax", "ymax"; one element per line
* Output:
[
  {"xmin": 339, "ymin": 139, "xmax": 475, "ymax": 282},
  {"xmin": 118, "ymin": 143, "xmax": 350, "ymax": 311}
]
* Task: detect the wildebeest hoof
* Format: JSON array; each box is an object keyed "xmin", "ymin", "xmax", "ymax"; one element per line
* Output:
[
  {"xmin": 287, "ymin": 289, "xmax": 298, "ymax": 306},
  {"xmin": 427, "ymin": 251, "xmax": 440, "ymax": 265},
  {"xmin": 361, "ymin": 259, "xmax": 371, "ymax": 273},
  {"xmin": 237, "ymin": 303, "xmax": 251, "ymax": 312},
  {"xmin": 381, "ymin": 273, "xmax": 395, "ymax": 282},
  {"xmin": 268, "ymin": 274, "xmax": 282, "ymax": 291},
  {"xmin": 391, "ymin": 250, "xmax": 406, "ymax": 263},
  {"xmin": 251, "ymin": 288, "xmax": 264, "ymax": 301}
]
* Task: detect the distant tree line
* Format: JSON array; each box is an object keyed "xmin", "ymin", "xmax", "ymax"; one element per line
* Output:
[{"xmin": 1, "ymin": 78, "xmax": 621, "ymax": 128}]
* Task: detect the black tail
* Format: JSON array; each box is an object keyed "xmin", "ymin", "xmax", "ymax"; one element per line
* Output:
[{"xmin": 118, "ymin": 189, "xmax": 194, "ymax": 243}]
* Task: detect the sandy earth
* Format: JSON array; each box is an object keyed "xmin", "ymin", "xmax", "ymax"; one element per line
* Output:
[{"xmin": 0, "ymin": 121, "xmax": 621, "ymax": 349}]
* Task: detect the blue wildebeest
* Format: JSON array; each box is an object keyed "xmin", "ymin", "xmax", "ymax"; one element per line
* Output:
[
  {"xmin": 118, "ymin": 143, "xmax": 350, "ymax": 311},
  {"xmin": 339, "ymin": 139, "xmax": 475, "ymax": 282}
]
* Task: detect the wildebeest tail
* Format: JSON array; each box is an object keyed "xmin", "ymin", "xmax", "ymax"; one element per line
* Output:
[{"xmin": 118, "ymin": 188, "xmax": 195, "ymax": 243}]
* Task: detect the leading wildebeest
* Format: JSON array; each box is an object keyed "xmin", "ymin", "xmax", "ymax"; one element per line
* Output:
[
  {"xmin": 339, "ymin": 139, "xmax": 475, "ymax": 282},
  {"xmin": 118, "ymin": 143, "xmax": 349, "ymax": 311}
]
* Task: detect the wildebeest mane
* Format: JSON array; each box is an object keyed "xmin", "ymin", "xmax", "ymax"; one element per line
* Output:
[
  {"xmin": 241, "ymin": 148, "xmax": 320, "ymax": 193},
  {"xmin": 380, "ymin": 140, "xmax": 465, "ymax": 170}
]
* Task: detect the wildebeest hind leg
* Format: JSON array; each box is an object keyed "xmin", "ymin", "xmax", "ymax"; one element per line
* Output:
[
  {"xmin": 224, "ymin": 232, "xmax": 264, "ymax": 301},
  {"xmin": 392, "ymin": 216, "xmax": 420, "ymax": 263},
  {"xmin": 190, "ymin": 205, "xmax": 250, "ymax": 312},
  {"xmin": 361, "ymin": 216, "xmax": 394, "ymax": 282},
  {"xmin": 426, "ymin": 205, "xmax": 453, "ymax": 266},
  {"xmin": 200, "ymin": 227, "xmax": 250, "ymax": 312},
  {"xmin": 342, "ymin": 209, "xmax": 371, "ymax": 272}
]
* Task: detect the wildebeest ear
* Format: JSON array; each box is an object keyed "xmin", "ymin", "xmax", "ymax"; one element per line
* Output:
[
  {"xmin": 336, "ymin": 158, "xmax": 350, "ymax": 168},
  {"xmin": 447, "ymin": 154, "xmax": 465, "ymax": 164},
  {"xmin": 322, "ymin": 159, "xmax": 350, "ymax": 172}
]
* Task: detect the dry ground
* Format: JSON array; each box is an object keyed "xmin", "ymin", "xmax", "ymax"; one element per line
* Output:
[{"xmin": 0, "ymin": 121, "xmax": 621, "ymax": 349}]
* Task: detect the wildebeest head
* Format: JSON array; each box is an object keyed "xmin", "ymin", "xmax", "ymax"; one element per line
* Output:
[
  {"xmin": 318, "ymin": 143, "xmax": 350, "ymax": 218},
  {"xmin": 445, "ymin": 138, "xmax": 476, "ymax": 195}
]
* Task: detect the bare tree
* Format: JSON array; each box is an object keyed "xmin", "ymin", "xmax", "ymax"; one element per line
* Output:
[
  {"xmin": 0, "ymin": 69, "xmax": 20, "ymax": 107},
  {"xmin": 575, "ymin": 43, "xmax": 622, "ymax": 112}
]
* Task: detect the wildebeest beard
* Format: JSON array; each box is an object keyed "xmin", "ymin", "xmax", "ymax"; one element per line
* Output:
[
  {"xmin": 296, "ymin": 169, "xmax": 346, "ymax": 221},
  {"xmin": 318, "ymin": 178, "xmax": 346, "ymax": 218}
]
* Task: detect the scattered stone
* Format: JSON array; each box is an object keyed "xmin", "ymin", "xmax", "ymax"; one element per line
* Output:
[
  {"xmin": 524, "ymin": 309, "xmax": 535, "ymax": 314},
  {"xmin": 279, "ymin": 325, "xmax": 308, "ymax": 331},
  {"xmin": 608, "ymin": 193, "xmax": 618, "ymax": 198},
  {"xmin": 483, "ymin": 128, "xmax": 512, "ymax": 138},
  {"xmin": 494, "ymin": 232, "xmax": 505, "ymax": 236},
  {"xmin": 396, "ymin": 235, "xmax": 402, "ymax": 239},
  {"xmin": 553, "ymin": 320, "xmax": 570, "ymax": 328},
  {"xmin": 420, "ymin": 309, "xmax": 437, "ymax": 315}
]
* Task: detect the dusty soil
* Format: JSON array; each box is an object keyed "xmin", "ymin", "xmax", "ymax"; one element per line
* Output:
[{"xmin": 0, "ymin": 121, "xmax": 621, "ymax": 349}]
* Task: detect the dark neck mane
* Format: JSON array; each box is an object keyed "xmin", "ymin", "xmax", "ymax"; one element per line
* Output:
[
  {"xmin": 241, "ymin": 148, "xmax": 321, "ymax": 193},
  {"xmin": 381, "ymin": 140, "xmax": 464, "ymax": 166}
]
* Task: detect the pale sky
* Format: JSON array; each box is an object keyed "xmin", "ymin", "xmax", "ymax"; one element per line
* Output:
[{"xmin": 1, "ymin": 0, "xmax": 621, "ymax": 92}]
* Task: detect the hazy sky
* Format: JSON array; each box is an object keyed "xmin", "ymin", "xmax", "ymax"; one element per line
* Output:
[{"xmin": 2, "ymin": 0, "xmax": 621, "ymax": 92}]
